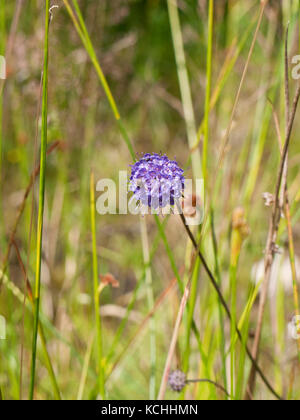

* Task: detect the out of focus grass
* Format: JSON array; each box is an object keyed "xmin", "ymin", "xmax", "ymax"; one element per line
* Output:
[{"xmin": 0, "ymin": 0, "xmax": 300, "ymax": 400}]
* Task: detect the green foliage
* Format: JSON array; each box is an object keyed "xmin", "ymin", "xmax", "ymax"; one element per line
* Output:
[{"xmin": 1, "ymin": 0, "xmax": 300, "ymax": 400}]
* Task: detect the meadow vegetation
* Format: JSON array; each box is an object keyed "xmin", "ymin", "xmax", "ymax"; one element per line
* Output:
[{"xmin": 0, "ymin": 0, "xmax": 300, "ymax": 400}]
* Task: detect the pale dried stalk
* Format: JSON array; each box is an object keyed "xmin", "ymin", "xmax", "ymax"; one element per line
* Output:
[{"xmin": 157, "ymin": 279, "xmax": 191, "ymax": 400}]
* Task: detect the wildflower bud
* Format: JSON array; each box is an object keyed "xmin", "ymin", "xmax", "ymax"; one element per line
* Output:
[{"xmin": 168, "ymin": 369, "xmax": 186, "ymax": 393}]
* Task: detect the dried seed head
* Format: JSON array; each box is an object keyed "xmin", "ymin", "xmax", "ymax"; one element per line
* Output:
[{"xmin": 168, "ymin": 370, "xmax": 186, "ymax": 393}]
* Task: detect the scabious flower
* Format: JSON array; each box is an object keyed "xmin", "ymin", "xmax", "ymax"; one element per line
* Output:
[
  {"xmin": 168, "ymin": 370, "xmax": 187, "ymax": 393},
  {"xmin": 129, "ymin": 153, "xmax": 185, "ymax": 210}
]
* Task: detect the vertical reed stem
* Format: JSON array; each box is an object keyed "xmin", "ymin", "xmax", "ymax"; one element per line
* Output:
[
  {"xmin": 203, "ymin": 0, "xmax": 214, "ymax": 182},
  {"xmin": 167, "ymin": 0, "xmax": 203, "ymax": 182},
  {"xmin": 90, "ymin": 172, "xmax": 105, "ymax": 399},
  {"xmin": 140, "ymin": 216, "xmax": 156, "ymax": 399},
  {"xmin": 29, "ymin": 0, "xmax": 50, "ymax": 399}
]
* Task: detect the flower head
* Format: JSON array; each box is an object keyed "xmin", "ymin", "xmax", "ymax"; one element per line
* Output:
[
  {"xmin": 129, "ymin": 153, "xmax": 185, "ymax": 209},
  {"xmin": 168, "ymin": 370, "xmax": 187, "ymax": 393}
]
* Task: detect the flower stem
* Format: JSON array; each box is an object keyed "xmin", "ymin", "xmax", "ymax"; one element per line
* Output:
[{"xmin": 178, "ymin": 210, "xmax": 282, "ymax": 400}]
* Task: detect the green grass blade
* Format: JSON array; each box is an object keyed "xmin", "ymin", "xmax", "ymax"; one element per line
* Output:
[
  {"xmin": 29, "ymin": 0, "xmax": 50, "ymax": 399},
  {"xmin": 202, "ymin": 0, "xmax": 214, "ymax": 182},
  {"xmin": 90, "ymin": 172, "xmax": 105, "ymax": 399},
  {"xmin": 140, "ymin": 216, "xmax": 156, "ymax": 399},
  {"xmin": 167, "ymin": 0, "xmax": 203, "ymax": 182}
]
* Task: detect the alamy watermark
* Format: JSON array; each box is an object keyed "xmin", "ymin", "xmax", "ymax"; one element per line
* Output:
[
  {"xmin": 0, "ymin": 315, "xmax": 6, "ymax": 340},
  {"xmin": 292, "ymin": 56, "xmax": 300, "ymax": 80},
  {"xmin": 0, "ymin": 55, "xmax": 6, "ymax": 80},
  {"xmin": 96, "ymin": 171, "xmax": 204, "ymax": 226},
  {"xmin": 289, "ymin": 315, "xmax": 300, "ymax": 341}
]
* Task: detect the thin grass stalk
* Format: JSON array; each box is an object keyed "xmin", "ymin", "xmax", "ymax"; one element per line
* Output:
[
  {"xmin": 243, "ymin": 22, "xmax": 279, "ymax": 203},
  {"xmin": 188, "ymin": 378, "xmax": 230, "ymax": 398},
  {"xmin": 77, "ymin": 330, "xmax": 95, "ymax": 400},
  {"xmin": 210, "ymin": 0, "xmax": 268, "ymax": 209},
  {"xmin": 246, "ymin": 23, "xmax": 300, "ymax": 396},
  {"xmin": 0, "ymin": 0, "xmax": 23, "ymax": 98},
  {"xmin": 299, "ymin": 0, "xmax": 300, "ymax": 51},
  {"xmin": 285, "ymin": 200, "xmax": 300, "ymax": 362},
  {"xmin": 106, "ymin": 218, "xmax": 168, "ymax": 365},
  {"xmin": 153, "ymin": 214, "xmax": 207, "ymax": 363},
  {"xmin": 229, "ymin": 216, "xmax": 245, "ymax": 400},
  {"xmin": 140, "ymin": 216, "xmax": 156, "ymax": 399},
  {"xmin": 233, "ymin": 281, "xmax": 262, "ymax": 398},
  {"xmin": 236, "ymin": 307, "xmax": 251, "ymax": 400},
  {"xmin": 63, "ymin": 0, "xmax": 136, "ymax": 161},
  {"xmin": 108, "ymin": 277, "xmax": 177, "ymax": 381},
  {"xmin": 197, "ymin": 1, "xmax": 269, "ymax": 245},
  {"xmin": 167, "ymin": 0, "xmax": 203, "ymax": 182},
  {"xmin": 178, "ymin": 210, "xmax": 282, "ymax": 400},
  {"xmin": 1, "ymin": 266, "xmax": 94, "ymax": 383},
  {"xmin": 273, "ymin": 35, "xmax": 300, "ymax": 364},
  {"xmin": 166, "ymin": 0, "xmax": 210, "ymax": 388},
  {"xmin": 181, "ymin": 257, "xmax": 200, "ymax": 381},
  {"xmin": 286, "ymin": 0, "xmax": 300, "ymax": 366},
  {"xmin": 210, "ymin": 210, "xmax": 227, "ymax": 395},
  {"xmin": 90, "ymin": 172, "xmax": 105, "ymax": 399},
  {"xmin": 106, "ymin": 274, "xmax": 144, "ymax": 366},
  {"xmin": 20, "ymin": 69, "xmax": 43, "ymax": 401},
  {"xmin": 194, "ymin": 289, "xmax": 218, "ymax": 400},
  {"xmin": 29, "ymin": 0, "xmax": 50, "ymax": 399},
  {"xmin": 195, "ymin": 16, "xmax": 257, "ymax": 145},
  {"xmin": 283, "ymin": 24, "xmax": 300, "ymax": 363},
  {"xmin": 229, "ymin": 264, "xmax": 237, "ymax": 399},
  {"xmin": 0, "ymin": 141, "xmax": 59, "ymax": 291},
  {"xmin": 157, "ymin": 279, "xmax": 192, "ymax": 400},
  {"xmin": 229, "ymin": 208, "xmax": 250, "ymax": 399},
  {"xmin": 275, "ymin": 273, "xmax": 285, "ymax": 394},
  {"xmin": 12, "ymin": 240, "xmax": 61, "ymax": 400},
  {"xmin": 245, "ymin": 82, "xmax": 300, "ymax": 399},
  {"xmin": 70, "ymin": 0, "xmax": 120, "ymax": 121},
  {"xmin": 187, "ymin": 3, "xmax": 215, "ymax": 385},
  {"xmin": 202, "ymin": 0, "xmax": 214, "ymax": 182},
  {"xmin": 0, "ymin": 3, "xmax": 4, "ymax": 399},
  {"xmin": 180, "ymin": 242, "xmax": 211, "ymax": 400},
  {"xmin": 0, "ymin": 0, "xmax": 5, "ymax": 182}
]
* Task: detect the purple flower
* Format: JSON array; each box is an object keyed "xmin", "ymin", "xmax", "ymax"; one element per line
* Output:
[
  {"xmin": 129, "ymin": 153, "xmax": 185, "ymax": 209},
  {"xmin": 168, "ymin": 370, "xmax": 187, "ymax": 392}
]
